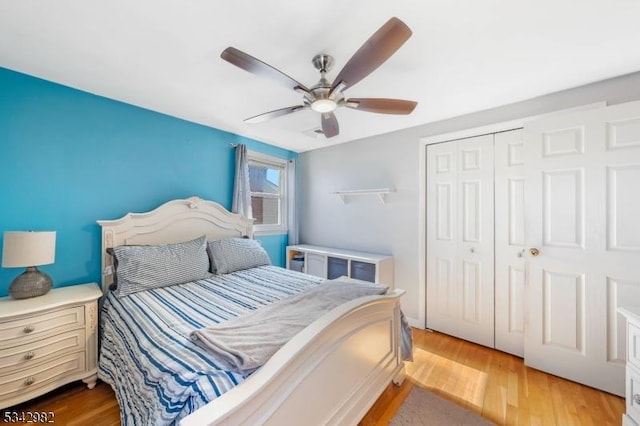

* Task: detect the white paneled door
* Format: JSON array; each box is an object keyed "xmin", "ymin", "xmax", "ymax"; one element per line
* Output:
[
  {"xmin": 494, "ymin": 129, "xmax": 526, "ymax": 357},
  {"xmin": 524, "ymin": 101, "xmax": 640, "ymax": 396},
  {"xmin": 426, "ymin": 141, "xmax": 458, "ymax": 339},
  {"xmin": 426, "ymin": 134, "xmax": 494, "ymax": 348}
]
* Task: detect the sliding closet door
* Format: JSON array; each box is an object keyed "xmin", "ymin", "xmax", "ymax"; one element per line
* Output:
[
  {"xmin": 494, "ymin": 129, "xmax": 525, "ymax": 357},
  {"xmin": 524, "ymin": 101, "xmax": 640, "ymax": 396},
  {"xmin": 427, "ymin": 135, "xmax": 494, "ymax": 348}
]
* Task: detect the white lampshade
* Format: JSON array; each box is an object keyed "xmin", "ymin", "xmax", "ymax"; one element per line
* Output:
[{"xmin": 2, "ymin": 231, "xmax": 56, "ymax": 268}]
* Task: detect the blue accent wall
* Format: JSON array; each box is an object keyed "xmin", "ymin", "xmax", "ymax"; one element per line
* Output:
[{"xmin": 0, "ymin": 67, "xmax": 294, "ymax": 297}]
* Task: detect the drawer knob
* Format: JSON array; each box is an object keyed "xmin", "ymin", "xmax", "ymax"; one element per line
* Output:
[
  {"xmin": 23, "ymin": 351, "xmax": 35, "ymax": 360},
  {"xmin": 23, "ymin": 325, "xmax": 34, "ymax": 334},
  {"xmin": 24, "ymin": 377, "xmax": 35, "ymax": 386},
  {"xmin": 634, "ymin": 394, "xmax": 640, "ymax": 404}
]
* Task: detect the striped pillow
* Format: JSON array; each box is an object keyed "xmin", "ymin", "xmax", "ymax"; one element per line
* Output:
[
  {"xmin": 110, "ymin": 236, "xmax": 211, "ymax": 297},
  {"xmin": 208, "ymin": 237, "xmax": 271, "ymax": 274}
]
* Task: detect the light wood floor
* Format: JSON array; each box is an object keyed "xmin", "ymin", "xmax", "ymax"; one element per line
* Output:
[
  {"xmin": 360, "ymin": 329, "xmax": 625, "ymax": 425},
  {"xmin": 5, "ymin": 329, "xmax": 625, "ymax": 425}
]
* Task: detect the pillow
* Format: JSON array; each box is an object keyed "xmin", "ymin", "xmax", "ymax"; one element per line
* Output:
[
  {"xmin": 106, "ymin": 244, "xmax": 158, "ymax": 291},
  {"xmin": 109, "ymin": 236, "xmax": 211, "ymax": 297},
  {"xmin": 207, "ymin": 237, "xmax": 271, "ymax": 274},
  {"xmin": 105, "ymin": 244, "xmax": 156, "ymax": 290}
]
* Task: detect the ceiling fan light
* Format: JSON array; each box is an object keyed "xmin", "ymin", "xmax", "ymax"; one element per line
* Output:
[{"xmin": 311, "ymin": 99, "xmax": 337, "ymax": 113}]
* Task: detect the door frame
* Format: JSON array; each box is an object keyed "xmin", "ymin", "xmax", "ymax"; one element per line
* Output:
[{"xmin": 417, "ymin": 102, "xmax": 606, "ymax": 329}]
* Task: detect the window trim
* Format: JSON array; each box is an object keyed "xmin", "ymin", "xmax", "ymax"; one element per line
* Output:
[{"xmin": 247, "ymin": 150, "xmax": 288, "ymax": 235}]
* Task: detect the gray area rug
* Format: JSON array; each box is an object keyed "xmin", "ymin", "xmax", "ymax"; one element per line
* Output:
[{"xmin": 390, "ymin": 386, "xmax": 495, "ymax": 425}]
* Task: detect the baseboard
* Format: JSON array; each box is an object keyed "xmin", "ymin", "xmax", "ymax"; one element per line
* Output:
[{"xmin": 407, "ymin": 316, "xmax": 424, "ymax": 329}]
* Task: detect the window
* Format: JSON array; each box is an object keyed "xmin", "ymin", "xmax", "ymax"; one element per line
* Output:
[{"xmin": 248, "ymin": 151, "xmax": 288, "ymax": 234}]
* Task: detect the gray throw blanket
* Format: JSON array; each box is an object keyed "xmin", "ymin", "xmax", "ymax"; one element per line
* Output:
[{"xmin": 190, "ymin": 279, "xmax": 391, "ymax": 375}]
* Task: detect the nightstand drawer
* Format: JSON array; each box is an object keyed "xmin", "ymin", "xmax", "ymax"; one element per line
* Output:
[
  {"xmin": 0, "ymin": 306, "xmax": 84, "ymax": 345},
  {"xmin": 0, "ymin": 351, "xmax": 86, "ymax": 401},
  {"xmin": 0, "ymin": 328, "xmax": 86, "ymax": 370},
  {"xmin": 627, "ymin": 365, "xmax": 640, "ymax": 425}
]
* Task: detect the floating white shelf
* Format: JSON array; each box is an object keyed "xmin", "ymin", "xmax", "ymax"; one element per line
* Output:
[{"xmin": 332, "ymin": 188, "xmax": 395, "ymax": 204}]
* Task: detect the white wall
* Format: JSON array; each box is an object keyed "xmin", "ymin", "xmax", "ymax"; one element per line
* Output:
[{"xmin": 299, "ymin": 71, "xmax": 640, "ymax": 325}]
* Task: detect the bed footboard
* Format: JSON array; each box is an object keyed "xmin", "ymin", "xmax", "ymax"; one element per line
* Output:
[{"xmin": 180, "ymin": 289, "xmax": 406, "ymax": 426}]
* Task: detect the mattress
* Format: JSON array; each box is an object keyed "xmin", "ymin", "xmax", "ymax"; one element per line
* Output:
[{"xmin": 98, "ymin": 265, "xmax": 323, "ymax": 425}]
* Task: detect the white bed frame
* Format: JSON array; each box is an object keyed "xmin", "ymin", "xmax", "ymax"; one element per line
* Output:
[{"xmin": 97, "ymin": 196, "xmax": 406, "ymax": 426}]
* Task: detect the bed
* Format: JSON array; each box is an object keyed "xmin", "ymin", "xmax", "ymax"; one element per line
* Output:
[{"xmin": 97, "ymin": 196, "xmax": 406, "ymax": 425}]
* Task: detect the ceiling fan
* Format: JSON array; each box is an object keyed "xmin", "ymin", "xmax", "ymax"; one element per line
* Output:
[{"xmin": 220, "ymin": 17, "xmax": 417, "ymax": 138}]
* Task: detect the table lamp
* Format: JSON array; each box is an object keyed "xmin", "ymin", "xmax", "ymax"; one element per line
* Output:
[{"xmin": 2, "ymin": 231, "xmax": 56, "ymax": 299}]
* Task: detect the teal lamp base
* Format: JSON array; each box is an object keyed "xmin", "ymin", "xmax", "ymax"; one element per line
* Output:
[{"xmin": 9, "ymin": 266, "xmax": 53, "ymax": 299}]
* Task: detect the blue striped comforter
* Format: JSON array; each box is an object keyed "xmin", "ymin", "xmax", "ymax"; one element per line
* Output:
[{"xmin": 98, "ymin": 266, "xmax": 323, "ymax": 425}]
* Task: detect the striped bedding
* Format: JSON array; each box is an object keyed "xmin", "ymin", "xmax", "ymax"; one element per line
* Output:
[{"xmin": 98, "ymin": 265, "xmax": 323, "ymax": 425}]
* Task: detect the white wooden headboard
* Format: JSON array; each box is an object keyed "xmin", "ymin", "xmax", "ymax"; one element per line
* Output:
[{"xmin": 97, "ymin": 196, "xmax": 254, "ymax": 293}]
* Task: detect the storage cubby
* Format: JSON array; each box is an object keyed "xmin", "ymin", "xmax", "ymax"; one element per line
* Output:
[
  {"xmin": 327, "ymin": 257, "xmax": 348, "ymax": 279},
  {"xmin": 287, "ymin": 249, "xmax": 305, "ymax": 272},
  {"xmin": 286, "ymin": 245, "xmax": 394, "ymax": 287}
]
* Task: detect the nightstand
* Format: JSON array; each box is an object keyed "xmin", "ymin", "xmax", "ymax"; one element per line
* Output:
[{"xmin": 0, "ymin": 283, "xmax": 102, "ymax": 409}]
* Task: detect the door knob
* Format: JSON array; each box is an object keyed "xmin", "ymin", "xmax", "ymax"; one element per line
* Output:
[{"xmin": 529, "ymin": 248, "xmax": 540, "ymax": 257}]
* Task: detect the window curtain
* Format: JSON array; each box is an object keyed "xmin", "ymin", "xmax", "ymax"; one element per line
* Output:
[
  {"xmin": 287, "ymin": 158, "xmax": 299, "ymax": 245},
  {"xmin": 232, "ymin": 144, "xmax": 253, "ymax": 219}
]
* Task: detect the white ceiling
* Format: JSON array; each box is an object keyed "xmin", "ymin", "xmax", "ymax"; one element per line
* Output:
[{"xmin": 1, "ymin": 1, "xmax": 640, "ymax": 153}]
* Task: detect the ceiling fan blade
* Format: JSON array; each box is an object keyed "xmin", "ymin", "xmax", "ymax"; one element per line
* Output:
[
  {"xmin": 222, "ymin": 47, "xmax": 310, "ymax": 94},
  {"xmin": 345, "ymin": 98, "xmax": 417, "ymax": 114},
  {"xmin": 244, "ymin": 105, "xmax": 307, "ymax": 124},
  {"xmin": 331, "ymin": 17, "xmax": 412, "ymax": 92},
  {"xmin": 321, "ymin": 112, "xmax": 339, "ymax": 138}
]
